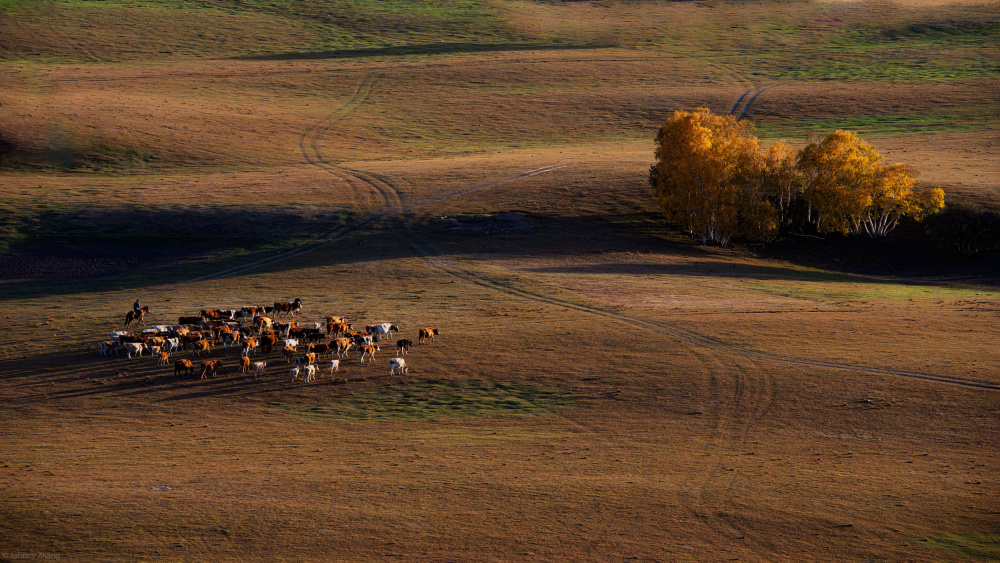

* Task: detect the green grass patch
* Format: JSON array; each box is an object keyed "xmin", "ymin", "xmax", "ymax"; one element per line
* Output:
[
  {"xmin": 773, "ymin": 56, "xmax": 998, "ymax": 81},
  {"xmin": 756, "ymin": 113, "xmax": 990, "ymax": 139},
  {"xmin": 274, "ymin": 379, "xmax": 576, "ymax": 421},
  {"xmin": 910, "ymin": 533, "xmax": 1000, "ymax": 561}
]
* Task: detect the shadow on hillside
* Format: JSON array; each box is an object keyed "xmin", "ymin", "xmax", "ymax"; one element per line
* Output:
[
  {"xmin": 2, "ymin": 206, "xmax": 996, "ymax": 304},
  {"xmin": 0, "ymin": 348, "xmax": 374, "ymax": 407},
  {"xmin": 0, "ymin": 204, "xmax": 351, "ymax": 300},
  {"xmin": 233, "ymin": 42, "xmax": 608, "ymax": 61}
]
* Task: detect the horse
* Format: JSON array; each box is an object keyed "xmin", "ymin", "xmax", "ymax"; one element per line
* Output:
[{"xmin": 125, "ymin": 306, "xmax": 150, "ymax": 328}]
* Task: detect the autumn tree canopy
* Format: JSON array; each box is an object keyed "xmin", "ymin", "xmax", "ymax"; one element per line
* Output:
[
  {"xmin": 649, "ymin": 109, "xmax": 944, "ymax": 244},
  {"xmin": 649, "ymin": 108, "xmax": 778, "ymax": 245},
  {"xmin": 796, "ymin": 129, "xmax": 944, "ymax": 238}
]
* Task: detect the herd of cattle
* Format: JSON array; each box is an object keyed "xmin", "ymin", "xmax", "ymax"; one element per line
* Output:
[{"xmin": 100, "ymin": 299, "xmax": 440, "ymax": 383}]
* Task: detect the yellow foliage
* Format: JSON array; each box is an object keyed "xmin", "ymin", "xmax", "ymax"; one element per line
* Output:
[
  {"xmin": 797, "ymin": 130, "xmax": 943, "ymax": 237},
  {"xmin": 650, "ymin": 108, "xmax": 778, "ymax": 245},
  {"xmin": 650, "ymin": 113, "xmax": 943, "ymax": 243}
]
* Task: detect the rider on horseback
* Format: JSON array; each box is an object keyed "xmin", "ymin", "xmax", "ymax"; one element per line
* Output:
[{"xmin": 134, "ymin": 299, "xmax": 141, "ymax": 313}]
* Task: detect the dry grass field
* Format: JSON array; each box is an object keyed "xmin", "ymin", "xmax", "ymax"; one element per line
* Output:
[{"xmin": 1, "ymin": 0, "xmax": 999, "ymax": 560}]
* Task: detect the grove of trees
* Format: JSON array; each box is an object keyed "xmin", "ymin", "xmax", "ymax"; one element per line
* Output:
[{"xmin": 649, "ymin": 108, "xmax": 945, "ymax": 245}]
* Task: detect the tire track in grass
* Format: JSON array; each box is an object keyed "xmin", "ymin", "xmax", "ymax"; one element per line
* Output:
[
  {"xmin": 697, "ymin": 351, "xmax": 783, "ymax": 554},
  {"xmin": 402, "ymin": 226, "xmax": 781, "ymax": 553},
  {"xmin": 678, "ymin": 348, "xmax": 776, "ymax": 554},
  {"xmin": 402, "ymin": 238, "xmax": 997, "ymax": 391},
  {"xmin": 728, "ymin": 82, "xmax": 792, "ymax": 120}
]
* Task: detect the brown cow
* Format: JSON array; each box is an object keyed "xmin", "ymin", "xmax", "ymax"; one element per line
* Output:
[
  {"xmin": 258, "ymin": 335, "xmax": 279, "ymax": 356},
  {"xmin": 297, "ymin": 352, "xmax": 317, "ymax": 366},
  {"xmin": 359, "ymin": 344, "xmax": 380, "ymax": 364},
  {"xmin": 157, "ymin": 350, "xmax": 170, "ymax": 367},
  {"xmin": 239, "ymin": 356, "xmax": 251, "ymax": 374},
  {"xmin": 333, "ymin": 338, "xmax": 354, "ymax": 358},
  {"xmin": 272, "ymin": 298, "xmax": 302, "ymax": 319},
  {"xmin": 200, "ymin": 360, "xmax": 223, "ymax": 379},
  {"xmin": 182, "ymin": 332, "xmax": 205, "ymax": 349},
  {"xmin": 193, "ymin": 340, "xmax": 213, "ymax": 356},
  {"xmin": 307, "ymin": 343, "xmax": 331, "ymax": 358},
  {"xmin": 241, "ymin": 338, "xmax": 258, "ymax": 357},
  {"xmin": 174, "ymin": 359, "xmax": 194, "ymax": 377},
  {"xmin": 418, "ymin": 327, "xmax": 439, "ymax": 344},
  {"xmin": 327, "ymin": 320, "xmax": 350, "ymax": 336},
  {"xmin": 254, "ymin": 315, "xmax": 274, "ymax": 334},
  {"xmin": 282, "ymin": 346, "xmax": 296, "ymax": 364},
  {"xmin": 213, "ymin": 325, "xmax": 234, "ymax": 343}
]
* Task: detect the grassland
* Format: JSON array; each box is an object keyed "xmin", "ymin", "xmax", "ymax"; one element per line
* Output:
[{"xmin": 1, "ymin": 0, "xmax": 999, "ymax": 560}]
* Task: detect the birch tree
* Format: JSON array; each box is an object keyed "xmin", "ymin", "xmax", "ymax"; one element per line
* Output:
[
  {"xmin": 649, "ymin": 108, "xmax": 778, "ymax": 245},
  {"xmin": 797, "ymin": 130, "xmax": 944, "ymax": 237}
]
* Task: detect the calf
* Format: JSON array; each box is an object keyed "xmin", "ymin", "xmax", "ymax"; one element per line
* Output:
[
  {"xmin": 99, "ymin": 341, "xmax": 119, "ymax": 356},
  {"xmin": 328, "ymin": 359, "xmax": 340, "ymax": 375},
  {"xmin": 282, "ymin": 346, "xmax": 296, "ymax": 363},
  {"xmin": 253, "ymin": 361, "xmax": 266, "ymax": 378},
  {"xmin": 289, "ymin": 366, "xmax": 301, "ymax": 382},
  {"xmin": 157, "ymin": 350, "xmax": 170, "ymax": 367},
  {"xmin": 389, "ymin": 357, "xmax": 408, "ymax": 376},
  {"xmin": 396, "ymin": 339, "xmax": 413, "ymax": 356},
  {"xmin": 239, "ymin": 356, "xmax": 251, "ymax": 374}
]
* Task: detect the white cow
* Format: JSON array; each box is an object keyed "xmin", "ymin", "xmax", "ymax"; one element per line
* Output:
[
  {"xmin": 389, "ymin": 357, "xmax": 408, "ymax": 375},
  {"xmin": 328, "ymin": 359, "xmax": 340, "ymax": 375},
  {"xmin": 289, "ymin": 366, "xmax": 301, "ymax": 382},
  {"xmin": 109, "ymin": 331, "xmax": 130, "ymax": 343},
  {"xmin": 253, "ymin": 361, "xmax": 266, "ymax": 378},
  {"xmin": 125, "ymin": 342, "xmax": 147, "ymax": 359},
  {"xmin": 370, "ymin": 323, "xmax": 398, "ymax": 342},
  {"xmin": 165, "ymin": 338, "xmax": 180, "ymax": 353},
  {"xmin": 281, "ymin": 339, "xmax": 299, "ymax": 350},
  {"xmin": 303, "ymin": 364, "xmax": 318, "ymax": 383}
]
